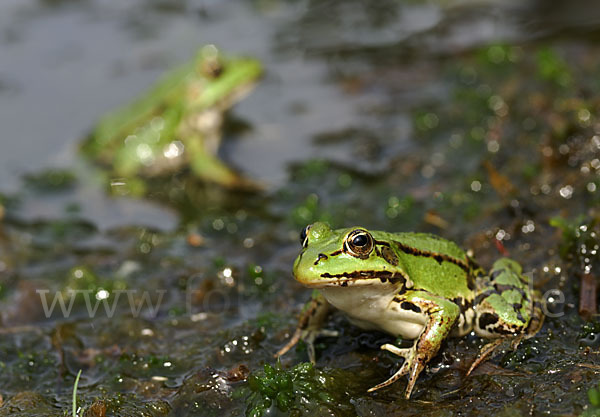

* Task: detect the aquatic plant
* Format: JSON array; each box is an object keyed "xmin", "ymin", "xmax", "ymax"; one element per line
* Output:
[{"xmin": 243, "ymin": 361, "xmax": 352, "ymax": 417}]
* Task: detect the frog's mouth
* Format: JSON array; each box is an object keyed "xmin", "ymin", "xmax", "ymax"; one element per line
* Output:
[{"xmin": 296, "ymin": 270, "xmax": 408, "ymax": 288}]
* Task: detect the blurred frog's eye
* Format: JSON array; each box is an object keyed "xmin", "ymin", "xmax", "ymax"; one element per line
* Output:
[
  {"xmin": 345, "ymin": 229, "xmax": 374, "ymax": 259},
  {"xmin": 300, "ymin": 225, "xmax": 311, "ymax": 248}
]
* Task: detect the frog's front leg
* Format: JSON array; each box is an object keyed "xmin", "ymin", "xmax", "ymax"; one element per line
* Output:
[
  {"xmin": 275, "ymin": 291, "xmax": 335, "ymax": 363},
  {"xmin": 368, "ymin": 290, "xmax": 460, "ymax": 399}
]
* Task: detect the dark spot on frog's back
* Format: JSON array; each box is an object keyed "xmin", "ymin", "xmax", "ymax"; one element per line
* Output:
[
  {"xmin": 400, "ymin": 301, "xmax": 422, "ymax": 313},
  {"xmin": 381, "ymin": 246, "xmax": 398, "ymax": 266},
  {"xmin": 494, "ymin": 283, "xmax": 526, "ymax": 298},
  {"xmin": 478, "ymin": 312, "xmax": 499, "ymax": 329},
  {"xmin": 512, "ymin": 303, "xmax": 526, "ymax": 323},
  {"xmin": 490, "ymin": 269, "xmax": 503, "ymax": 281}
]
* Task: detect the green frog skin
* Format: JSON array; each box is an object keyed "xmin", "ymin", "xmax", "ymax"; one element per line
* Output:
[
  {"xmin": 279, "ymin": 222, "xmax": 544, "ymax": 399},
  {"xmin": 81, "ymin": 45, "xmax": 262, "ymax": 189}
]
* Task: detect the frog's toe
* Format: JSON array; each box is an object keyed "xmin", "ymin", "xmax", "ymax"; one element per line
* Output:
[
  {"xmin": 274, "ymin": 327, "xmax": 303, "ymax": 359},
  {"xmin": 367, "ymin": 360, "xmax": 410, "ymax": 393},
  {"xmin": 368, "ymin": 345, "xmax": 413, "ymax": 393},
  {"xmin": 466, "ymin": 338, "xmax": 503, "ymax": 376},
  {"xmin": 380, "ymin": 343, "xmax": 412, "ymax": 359},
  {"xmin": 509, "ymin": 333, "xmax": 526, "ymax": 350},
  {"xmin": 274, "ymin": 328, "xmax": 320, "ymax": 363}
]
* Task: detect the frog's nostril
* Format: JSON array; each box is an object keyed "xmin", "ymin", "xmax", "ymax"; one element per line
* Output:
[{"xmin": 314, "ymin": 253, "xmax": 328, "ymax": 265}]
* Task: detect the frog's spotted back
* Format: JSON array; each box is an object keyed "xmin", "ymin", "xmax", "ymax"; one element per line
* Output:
[{"xmin": 474, "ymin": 258, "xmax": 544, "ymax": 338}]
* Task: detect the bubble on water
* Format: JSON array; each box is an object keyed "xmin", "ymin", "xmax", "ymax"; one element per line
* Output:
[
  {"xmin": 558, "ymin": 144, "xmax": 570, "ymax": 155},
  {"xmin": 141, "ymin": 328, "xmax": 154, "ymax": 337},
  {"xmin": 95, "ymin": 289, "xmax": 109, "ymax": 300},
  {"xmin": 578, "ymin": 108, "xmax": 591, "ymax": 124},
  {"xmin": 136, "ymin": 143, "xmax": 155, "ymax": 166},
  {"xmin": 212, "ymin": 219, "xmax": 225, "ymax": 230},
  {"xmin": 541, "ymin": 184, "xmax": 552, "ymax": 194},
  {"xmin": 163, "ymin": 141, "xmax": 184, "ymax": 159},
  {"xmin": 559, "ymin": 185, "xmax": 573, "ymax": 199},
  {"xmin": 487, "ymin": 140, "xmax": 500, "ymax": 153},
  {"xmin": 522, "ymin": 220, "xmax": 535, "ymax": 234}
]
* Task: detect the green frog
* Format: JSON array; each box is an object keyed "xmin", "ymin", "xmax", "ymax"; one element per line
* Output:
[
  {"xmin": 277, "ymin": 222, "xmax": 544, "ymax": 399},
  {"xmin": 81, "ymin": 45, "xmax": 262, "ymax": 192}
]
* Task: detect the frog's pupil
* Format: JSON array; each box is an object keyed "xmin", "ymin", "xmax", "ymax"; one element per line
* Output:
[{"xmin": 352, "ymin": 234, "xmax": 368, "ymax": 247}]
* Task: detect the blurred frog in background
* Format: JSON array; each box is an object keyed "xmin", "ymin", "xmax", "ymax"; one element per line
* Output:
[{"xmin": 81, "ymin": 45, "xmax": 262, "ymax": 194}]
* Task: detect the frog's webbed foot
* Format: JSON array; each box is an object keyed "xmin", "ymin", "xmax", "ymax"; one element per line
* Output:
[
  {"xmin": 369, "ymin": 340, "xmax": 431, "ymax": 399},
  {"xmin": 275, "ymin": 291, "xmax": 333, "ymax": 363},
  {"xmin": 368, "ymin": 291, "xmax": 461, "ymax": 399},
  {"xmin": 367, "ymin": 343, "xmax": 413, "ymax": 392}
]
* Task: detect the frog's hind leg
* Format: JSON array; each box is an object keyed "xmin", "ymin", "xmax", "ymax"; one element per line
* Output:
[
  {"xmin": 524, "ymin": 299, "xmax": 545, "ymax": 338},
  {"xmin": 469, "ymin": 258, "xmax": 544, "ymax": 375},
  {"xmin": 368, "ymin": 290, "xmax": 460, "ymax": 399},
  {"xmin": 466, "ymin": 338, "xmax": 503, "ymax": 376}
]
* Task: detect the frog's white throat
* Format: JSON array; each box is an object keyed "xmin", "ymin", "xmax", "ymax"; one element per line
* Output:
[{"xmin": 320, "ymin": 282, "xmax": 427, "ymax": 340}]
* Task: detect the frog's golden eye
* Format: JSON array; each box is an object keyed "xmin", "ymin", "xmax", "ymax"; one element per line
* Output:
[
  {"xmin": 345, "ymin": 229, "xmax": 374, "ymax": 259},
  {"xmin": 300, "ymin": 225, "xmax": 311, "ymax": 248}
]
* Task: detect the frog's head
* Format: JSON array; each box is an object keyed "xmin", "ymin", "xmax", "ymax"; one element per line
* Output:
[
  {"xmin": 191, "ymin": 44, "xmax": 262, "ymax": 110},
  {"xmin": 292, "ymin": 222, "xmax": 409, "ymax": 288}
]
